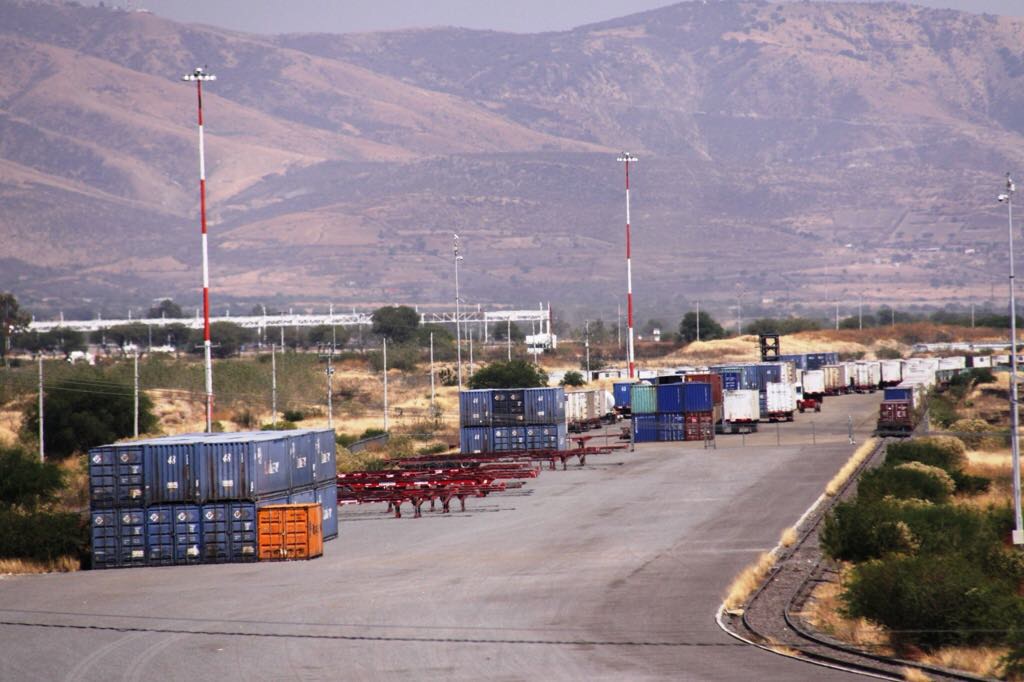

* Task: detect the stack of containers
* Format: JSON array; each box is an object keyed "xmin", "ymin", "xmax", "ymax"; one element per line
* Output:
[
  {"xmin": 88, "ymin": 429, "xmax": 337, "ymax": 569},
  {"xmin": 632, "ymin": 382, "xmax": 713, "ymax": 442},
  {"xmin": 458, "ymin": 387, "xmax": 567, "ymax": 453}
]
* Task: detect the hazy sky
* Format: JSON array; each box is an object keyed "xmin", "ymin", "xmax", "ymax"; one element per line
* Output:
[{"xmin": 110, "ymin": 0, "xmax": 1022, "ymax": 34}]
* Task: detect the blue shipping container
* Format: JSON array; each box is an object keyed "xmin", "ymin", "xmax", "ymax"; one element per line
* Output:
[
  {"xmin": 460, "ymin": 427, "xmax": 490, "ymax": 454},
  {"xmin": 682, "ymin": 383, "xmax": 713, "ymax": 413},
  {"xmin": 656, "ymin": 414, "xmax": 686, "ymax": 441},
  {"xmin": 656, "ymin": 384, "xmax": 684, "ymax": 413},
  {"xmin": 884, "ymin": 387, "xmax": 913, "ymax": 401},
  {"xmin": 117, "ymin": 509, "xmax": 147, "ymax": 568},
  {"xmin": 633, "ymin": 415, "xmax": 658, "ymax": 443},
  {"xmin": 718, "ymin": 371, "xmax": 740, "ymax": 391},
  {"xmin": 314, "ymin": 482, "xmax": 339, "ymax": 541},
  {"xmin": 88, "ymin": 449, "xmax": 118, "ymax": 508},
  {"xmin": 172, "ymin": 505, "xmax": 202, "ymax": 564},
  {"xmin": 613, "ymin": 382, "xmax": 633, "ymax": 409},
  {"xmin": 288, "ymin": 488, "xmax": 317, "ymax": 505},
  {"xmin": 90, "ymin": 509, "xmax": 119, "ymax": 569},
  {"xmin": 492, "ymin": 426, "xmax": 527, "ymax": 452},
  {"xmin": 200, "ymin": 503, "xmax": 257, "ymax": 563},
  {"xmin": 143, "ymin": 440, "xmax": 198, "ymax": 506},
  {"xmin": 523, "ymin": 387, "xmax": 566, "ymax": 425},
  {"xmin": 146, "ymin": 506, "xmax": 175, "ymax": 566},
  {"xmin": 198, "ymin": 433, "xmax": 293, "ymax": 502},
  {"xmin": 524, "ymin": 424, "xmax": 566, "ymax": 451},
  {"xmin": 305, "ymin": 429, "xmax": 337, "ymax": 484},
  {"xmin": 459, "ymin": 390, "xmax": 493, "ymax": 427}
]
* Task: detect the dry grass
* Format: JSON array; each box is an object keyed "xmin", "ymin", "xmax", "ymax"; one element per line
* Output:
[
  {"xmin": 0, "ymin": 407, "xmax": 22, "ymax": 446},
  {"xmin": 0, "ymin": 556, "xmax": 80, "ymax": 575},
  {"xmin": 916, "ymin": 647, "xmax": 1007, "ymax": 680},
  {"xmin": 779, "ymin": 526, "xmax": 798, "ymax": 548},
  {"xmin": 722, "ymin": 552, "xmax": 777, "ymax": 611},
  {"xmin": 825, "ymin": 438, "xmax": 878, "ymax": 497},
  {"xmin": 798, "ymin": 573, "xmax": 893, "ymax": 656},
  {"xmin": 902, "ymin": 667, "xmax": 933, "ymax": 682}
]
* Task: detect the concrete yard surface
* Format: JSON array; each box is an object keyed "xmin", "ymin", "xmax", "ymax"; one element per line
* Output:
[{"xmin": 0, "ymin": 393, "xmax": 882, "ymax": 681}]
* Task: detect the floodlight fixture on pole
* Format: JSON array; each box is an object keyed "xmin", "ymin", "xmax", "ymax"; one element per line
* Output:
[
  {"xmin": 182, "ymin": 66, "xmax": 217, "ymax": 432},
  {"xmin": 617, "ymin": 152, "xmax": 638, "ymax": 378},
  {"xmin": 453, "ymin": 234, "xmax": 464, "ymax": 389},
  {"xmin": 999, "ymin": 173, "xmax": 1024, "ymax": 544}
]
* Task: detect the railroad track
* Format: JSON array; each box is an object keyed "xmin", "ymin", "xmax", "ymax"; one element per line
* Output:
[{"xmin": 719, "ymin": 437, "xmax": 991, "ymax": 681}]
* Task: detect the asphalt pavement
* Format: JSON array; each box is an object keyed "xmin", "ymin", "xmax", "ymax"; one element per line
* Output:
[{"xmin": 0, "ymin": 392, "xmax": 883, "ymax": 681}]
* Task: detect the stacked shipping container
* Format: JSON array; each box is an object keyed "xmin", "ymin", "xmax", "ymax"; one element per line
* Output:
[
  {"xmin": 631, "ymin": 382, "xmax": 714, "ymax": 442},
  {"xmin": 459, "ymin": 388, "xmax": 568, "ymax": 453},
  {"xmin": 89, "ymin": 429, "xmax": 337, "ymax": 569}
]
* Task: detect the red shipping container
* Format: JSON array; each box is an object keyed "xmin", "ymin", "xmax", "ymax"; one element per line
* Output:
[
  {"xmin": 686, "ymin": 374, "xmax": 723, "ymax": 406},
  {"xmin": 683, "ymin": 411, "xmax": 714, "ymax": 441}
]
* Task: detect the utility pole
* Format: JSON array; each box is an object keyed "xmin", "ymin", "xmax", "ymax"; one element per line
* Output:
[
  {"xmin": 271, "ymin": 342, "xmax": 277, "ymax": 428},
  {"xmin": 454, "ymin": 234, "xmax": 464, "ymax": 389},
  {"xmin": 585, "ymin": 319, "xmax": 591, "ymax": 380},
  {"xmin": 835, "ymin": 302, "xmax": 840, "ymax": 331},
  {"xmin": 617, "ymin": 302, "xmax": 622, "ymax": 350},
  {"xmin": 182, "ymin": 66, "xmax": 217, "ymax": 433},
  {"xmin": 696, "ymin": 300, "xmax": 700, "ymax": 342},
  {"xmin": 507, "ymin": 319, "xmax": 512, "ymax": 361},
  {"xmin": 617, "ymin": 152, "xmax": 638, "ymax": 377},
  {"xmin": 429, "ymin": 332, "xmax": 436, "ymax": 416},
  {"xmin": 858, "ymin": 296, "xmax": 863, "ymax": 331},
  {"xmin": 383, "ymin": 338, "xmax": 389, "ymax": 432},
  {"xmin": 999, "ymin": 173, "xmax": 1024, "ymax": 544},
  {"xmin": 133, "ymin": 349, "xmax": 139, "ymax": 437},
  {"xmin": 38, "ymin": 353, "xmax": 44, "ymax": 462},
  {"xmin": 330, "ymin": 303, "xmax": 336, "ymax": 356},
  {"xmin": 971, "ymin": 302, "xmax": 976, "ymax": 328},
  {"xmin": 469, "ymin": 331, "xmax": 474, "ymax": 377},
  {"xmin": 326, "ymin": 353, "xmax": 334, "ymax": 429}
]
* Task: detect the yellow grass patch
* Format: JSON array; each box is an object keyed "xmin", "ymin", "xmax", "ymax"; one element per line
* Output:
[
  {"xmin": 826, "ymin": 438, "xmax": 878, "ymax": 497},
  {"xmin": 0, "ymin": 556, "xmax": 80, "ymax": 574},
  {"xmin": 798, "ymin": 574, "xmax": 892, "ymax": 656},
  {"xmin": 902, "ymin": 667, "xmax": 932, "ymax": 682},
  {"xmin": 722, "ymin": 552, "xmax": 776, "ymax": 611},
  {"xmin": 916, "ymin": 647, "xmax": 1007, "ymax": 679},
  {"xmin": 779, "ymin": 526, "xmax": 798, "ymax": 548}
]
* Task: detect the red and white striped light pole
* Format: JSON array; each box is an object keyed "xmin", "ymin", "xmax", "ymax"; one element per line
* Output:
[
  {"xmin": 182, "ymin": 66, "xmax": 217, "ymax": 432},
  {"xmin": 617, "ymin": 152, "xmax": 638, "ymax": 378}
]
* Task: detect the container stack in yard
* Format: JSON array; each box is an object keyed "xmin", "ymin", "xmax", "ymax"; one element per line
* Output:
[
  {"xmin": 566, "ymin": 389, "xmax": 615, "ymax": 432},
  {"xmin": 459, "ymin": 387, "xmax": 568, "ymax": 453},
  {"xmin": 632, "ymin": 381, "xmax": 715, "ymax": 443},
  {"xmin": 89, "ymin": 429, "xmax": 337, "ymax": 569}
]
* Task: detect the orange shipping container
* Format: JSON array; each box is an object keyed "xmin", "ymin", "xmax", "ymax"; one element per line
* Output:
[{"xmin": 257, "ymin": 503, "xmax": 323, "ymax": 561}]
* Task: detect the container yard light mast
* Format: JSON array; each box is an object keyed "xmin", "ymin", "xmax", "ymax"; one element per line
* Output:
[
  {"xmin": 617, "ymin": 152, "xmax": 638, "ymax": 378},
  {"xmin": 454, "ymin": 233, "xmax": 464, "ymax": 389},
  {"xmin": 999, "ymin": 173, "xmax": 1024, "ymax": 544},
  {"xmin": 182, "ymin": 66, "xmax": 217, "ymax": 432}
]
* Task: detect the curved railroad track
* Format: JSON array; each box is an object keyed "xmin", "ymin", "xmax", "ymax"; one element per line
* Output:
[{"xmin": 719, "ymin": 437, "xmax": 993, "ymax": 681}]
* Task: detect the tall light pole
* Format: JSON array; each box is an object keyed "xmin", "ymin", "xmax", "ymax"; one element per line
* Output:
[
  {"xmin": 617, "ymin": 152, "xmax": 638, "ymax": 378},
  {"xmin": 999, "ymin": 173, "xmax": 1024, "ymax": 544},
  {"xmin": 696, "ymin": 300, "xmax": 701, "ymax": 342},
  {"xmin": 454, "ymin": 234, "xmax": 464, "ymax": 389},
  {"xmin": 182, "ymin": 66, "xmax": 216, "ymax": 433},
  {"xmin": 585, "ymin": 319, "xmax": 591, "ymax": 380}
]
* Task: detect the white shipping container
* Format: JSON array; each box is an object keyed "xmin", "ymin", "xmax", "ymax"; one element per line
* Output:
[
  {"xmin": 880, "ymin": 360, "xmax": 902, "ymax": 384},
  {"xmin": 723, "ymin": 390, "xmax": 760, "ymax": 422},
  {"xmin": 765, "ymin": 382, "xmax": 797, "ymax": 414},
  {"xmin": 853, "ymin": 362, "xmax": 881, "ymax": 388},
  {"xmin": 938, "ymin": 356, "xmax": 967, "ymax": 370},
  {"xmin": 566, "ymin": 392, "xmax": 588, "ymax": 423},
  {"xmin": 802, "ymin": 370, "xmax": 826, "ymax": 396},
  {"xmin": 971, "ymin": 356, "xmax": 993, "ymax": 368}
]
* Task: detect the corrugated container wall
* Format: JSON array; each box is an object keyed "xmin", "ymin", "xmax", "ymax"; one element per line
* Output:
[
  {"xmin": 684, "ymin": 373, "xmax": 723, "ymax": 405},
  {"xmin": 613, "ymin": 382, "xmax": 634, "ymax": 409},
  {"xmin": 630, "ymin": 384, "xmax": 658, "ymax": 414},
  {"xmin": 459, "ymin": 390, "xmax": 493, "ymax": 426},
  {"xmin": 523, "ymin": 387, "xmax": 566, "ymax": 425}
]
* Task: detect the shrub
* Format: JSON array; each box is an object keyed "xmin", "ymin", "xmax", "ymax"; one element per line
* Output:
[
  {"xmin": 822, "ymin": 498, "xmax": 1004, "ymax": 563},
  {"xmin": 875, "ymin": 347, "xmax": 902, "ymax": 360},
  {"xmin": 468, "ymin": 360, "xmax": 549, "ymax": 389},
  {"xmin": 336, "ymin": 433, "xmax": 358, "ymax": 447},
  {"xmin": 950, "ymin": 470, "xmax": 992, "ymax": 495},
  {"xmin": 416, "ymin": 443, "xmax": 448, "ymax": 456},
  {"xmin": 949, "ymin": 418, "xmax": 1000, "ymax": 449},
  {"xmin": 927, "ymin": 394, "xmax": 960, "ymax": 428},
  {"xmin": 361, "ymin": 428, "xmax": 386, "ymax": 439},
  {"xmin": 0, "ymin": 445, "xmax": 65, "ymax": 511},
  {"xmin": 282, "ymin": 409, "xmax": 305, "ymax": 422},
  {"xmin": 261, "ymin": 420, "xmax": 298, "ymax": 431},
  {"xmin": 856, "ymin": 463, "xmax": 954, "ymax": 504},
  {"xmin": 560, "ymin": 370, "xmax": 585, "ymax": 387},
  {"xmin": 368, "ymin": 343, "xmax": 421, "ymax": 372},
  {"xmin": 842, "ymin": 553, "xmax": 1024, "ymax": 650},
  {"xmin": 232, "ymin": 409, "xmax": 258, "ymax": 430},
  {"xmin": 0, "ymin": 510, "xmax": 87, "ymax": 563},
  {"xmin": 885, "ymin": 438, "xmax": 966, "ymax": 474},
  {"xmin": 21, "ymin": 369, "xmax": 158, "ymax": 459}
]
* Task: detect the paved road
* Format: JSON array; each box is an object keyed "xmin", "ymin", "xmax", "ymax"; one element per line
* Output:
[{"xmin": 0, "ymin": 392, "xmax": 882, "ymax": 681}]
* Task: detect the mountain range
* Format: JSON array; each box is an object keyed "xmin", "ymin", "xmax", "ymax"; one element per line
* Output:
[{"xmin": 2, "ymin": 0, "xmax": 1023, "ymax": 323}]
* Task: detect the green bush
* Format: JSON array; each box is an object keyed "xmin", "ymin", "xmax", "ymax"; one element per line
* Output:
[
  {"xmin": 468, "ymin": 360, "xmax": 548, "ymax": 389},
  {"xmin": 282, "ymin": 409, "xmax": 305, "ymax": 422},
  {"xmin": 361, "ymin": 428, "xmax": 386, "ymax": 438},
  {"xmin": 0, "ymin": 445, "xmax": 65, "ymax": 511},
  {"xmin": 21, "ymin": 368, "xmax": 158, "ymax": 459},
  {"xmin": 843, "ymin": 553, "xmax": 1024, "ymax": 650},
  {"xmin": 926, "ymin": 394, "xmax": 959, "ymax": 428},
  {"xmin": 885, "ymin": 437, "xmax": 966, "ymax": 474},
  {"xmin": 950, "ymin": 470, "xmax": 992, "ymax": 495},
  {"xmin": 560, "ymin": 370, "xmax": 585, "ymax": 387},
  {"xmin": 856, "ymin": 463, "xmax": 954, "ymax": 504},
  {"xmin": 416, "ymin": 442, "xmax": 448, "ymax": 456},
  {"xmin": 822, "ymin": 498, "xmax": 1004, "ymax": 563},
  {"xmin": 335, "ymin": 433, "xmax": 358, "ymax": 447},
  {"xmin": 261, "ymin": 420, "xmax": 298, "ymax": 431},
  {"xmin": 0, "ymin": 510, "xmax": 87, "ymax": 562},
  {"xmin": 875, "ymin": 347, "xmax": 902, "ymax": 360}
]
